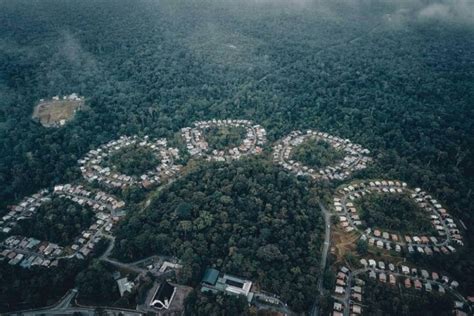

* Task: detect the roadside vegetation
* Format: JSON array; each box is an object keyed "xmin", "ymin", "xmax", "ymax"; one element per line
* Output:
[
  {"xmin": 184, "ymin": 290, "xmax": 250, "ymax": 315},
  {"xmin": 75, "ymin": 261, "xmax": 121, "ymax": 306},
  {"xmin": 0, "ymin": 260, "xmax": 86, "ymax": 312}
]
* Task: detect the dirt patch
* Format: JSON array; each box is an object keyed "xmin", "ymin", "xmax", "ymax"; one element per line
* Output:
[
  {"xmin": 332, "ymin": 227, "xmax": 405, "ymax": 266},
  {"xmin": 166, "ymin": 284, "xmax": 193, "ymax": 314},
  {"xmin": 332, "ymin": 227, "xmax": 359, "ymax": 263},
  {"xmin": 32, "ymin": 97, "xmax": 85, "ymax": 127}
]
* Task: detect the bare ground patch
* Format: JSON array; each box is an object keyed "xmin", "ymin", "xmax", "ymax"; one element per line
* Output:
[
  {"xmin": 332, "ymin": 227, "xmax": 405, "ymax": 267},
  {"xmin": 332, "ymin": 227, "xmax": 359, "ymax": 263},
  {"xmin": 32, "ymin": 99, "xmax": 85, "ymax": 127}
]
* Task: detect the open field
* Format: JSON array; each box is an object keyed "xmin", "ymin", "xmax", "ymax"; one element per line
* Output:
[{"xmin": 32, "ymin": 99, "xmax": 84, "ymax": 127}]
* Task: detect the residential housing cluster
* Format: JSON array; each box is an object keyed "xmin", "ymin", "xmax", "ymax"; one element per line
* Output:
[
  {"xmin": 79, "ymin": 135, "xmax": 181, "ymax": 189},
  {"xmin": 54, "ymin": 184, "xmax": 125, "ymax": 213},
  {"xmin": 55, "ymin": 184, "xmax": 125, "ymax": 259},
  {"xmin": 2, "ymin": 120, "xmax": 471, "ymax": 314},
  {"xmin": 1, "ymin": 236, "xmax": 62, "ymax": 268},
  {"xmin": 273, "ymin": 130, "xmax": 372, "ymax": 181},
  {"xmin": 332, "ymin": 266, "xmax": 363, "ymax": 316},
  {"xmin": 333, "ymin": 261, "xmax": 467, "ymax": 316},
  {"xmin": 334, "ymin": 180, "xmax": 463, "ymax": 255},
  {"xmin": 181, "ymin": 119, "xmax": 267, "ymax": 161},
  {"xmin": 359, "ymin": 258, "xmax": 460, "ymax": 293},
  {"xmin": 1, "ymin": 189, "xmax": 50, "ymax": 235},
  {"xmin": 0, "ymin": 184, "xmax": 126, "ymax": 268}
]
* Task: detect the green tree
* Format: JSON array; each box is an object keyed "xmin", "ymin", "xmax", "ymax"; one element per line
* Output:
[{"xmin": 356, "ymin": 239, "xmax": 368, "ymax": 256}]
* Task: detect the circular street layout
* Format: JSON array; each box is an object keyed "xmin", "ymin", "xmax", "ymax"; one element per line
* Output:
[
  {"xmin": 0, "ymin": 184, "xmax": 125, "ymax": 267},
  {"xmin": 79, "ymin": 135, "xmax": 181, "ymax": 189},
  {"xmin": 0, "ymin": 119, "xmax": 471, "ymax": 315},
  {"xmin": 273, "ymin": 130, "xmax": 372, "ymax": 181},
  {"xmin": 334, "ymin": 180, "xmax": 463, "ymax": 255},
  {"xmin": 181, "ymin": 119, "xmax": 267, "ymax": 162}
]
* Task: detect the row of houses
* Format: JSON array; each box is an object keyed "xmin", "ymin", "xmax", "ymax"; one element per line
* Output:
[
  {"xmin": 361, "ymin": 258, "xmax": 458, "ymax": 293},
  {"xmin": 334, "ymin": 180, "xmax": 462, "ymax": 254},
  {"xmin": 69, "ymin": 209, "xmax": 119, "ymax": 259},
  {"xmin": 54, "ymin": 185, "xmax": 125, "ymax": 259},
  {"xmin": 334, "ymin": 261, "xmax": 468, "ymax": 316},
  {"xmin": 0, "ymin": 189, "xmax": 50, "ymax": 235},
  {"xmin": 0, "ymin": 236, "xmax": 61, "ymax": 268},
  {"xmin": 79, "ymin": 135, "xmax": 181, "ymax": 189},
  {"xmin": 333, "ymin": 266, "xmax": 363, "ymax": 316},
  {"xmin": 410, "ymin": 187, "xmax": 463, "ymax": 245},
  {"xmin": 367, "ymin": 268, "xmax": 451, "ymax": 294},
  {"xmin": 368, "ymin": 268, "xmax": 449, "ymax": 299},
  {"xmin": 360, "ymin": 259, "xmax": 474, "ymax": 315},
  {"xmin": 0, "ymin": 185, "xmax": 126, "ymax": 268},
  {"xmin": 0, "ymin": 183, "xmax": 120, "ymax": 239},
  {"xmin": 54, "ymin": 184, "xmax": 125, "ymax": 211},
  {"xmin": 273, "ymin": 130, "xmax": 372, "ymax": 181},
  {"xmin": 181, "ymin": 119, "xmax": 267, "ymax": 162},
  {"xmin": 362, "ymin": 233, "xmax": 457, "ymax": 256}
]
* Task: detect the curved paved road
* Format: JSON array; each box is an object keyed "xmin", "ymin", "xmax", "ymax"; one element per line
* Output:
[{"xmin": 310, "ymin": 201, "xmax": 333, "ymax": 316}]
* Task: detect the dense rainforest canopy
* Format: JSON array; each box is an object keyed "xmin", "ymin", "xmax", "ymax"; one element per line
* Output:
[
  {"xmin": 0, "ymin": 0, "xmax": 473, "ymax": 313},
  {"xmin": 113, "ymin": 158, "xmax": 324, "ymax": 311},
  {"xmin": 107, "ymin": 144, "xmax": 161, "ymax": 177}
]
